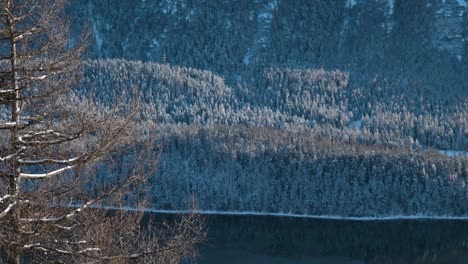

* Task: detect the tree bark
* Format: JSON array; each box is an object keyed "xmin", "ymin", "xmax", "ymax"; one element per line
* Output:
[{"xmin": 6, "ymin": 1, "xmax": 21, "ymax": 262}]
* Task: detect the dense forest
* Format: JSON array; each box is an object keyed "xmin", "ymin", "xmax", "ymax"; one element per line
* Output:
[
  {"xmin": 57, "ymin": 0, "xmax": 468, "ymax": 217},
  {"xmin": 3, "ymin": 1, "xmax": 467, "ymax": 263},
  {"xmin": 82, "ymin": 60, "xmax": 468, "ymax": 151},
  {"xmin": 80, "ymin": 59, "xmax": 468, "ymax": 216}
]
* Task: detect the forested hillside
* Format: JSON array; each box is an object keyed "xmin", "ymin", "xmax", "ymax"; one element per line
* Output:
[
  {"xmin": 81, "ymin": 60, "xmax": 468, "ymax": 216},
  {"xmin": 69, "ymin": 0, "xmax": 467, "ymax": 94},
  {"xmin": 59, "ymin": 0, "xmax": 468, "ymax": 218},
  {"xmin": 82, "ymin": 60, "xmax": 468, "ymax": 151}
]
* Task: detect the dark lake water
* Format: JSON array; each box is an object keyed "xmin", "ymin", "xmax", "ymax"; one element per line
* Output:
[{"xmin": 193, "ymin": 215, "xmax": 468, "ymax": 264}]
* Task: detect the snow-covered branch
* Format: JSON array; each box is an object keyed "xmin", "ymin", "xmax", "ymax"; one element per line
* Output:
[
  {"xmin": 53, "ymin": 224, "xmax": 74, "ymax": 231},
  {"xmin": 52, "ymin": 240, "xmax": 88, "ymax": 245},
  {"xmin": 18, "ymin": 139, "xmax": 75, "ymax": 146},
  {"xmin": 19, "ymin": 155, "xmax": 83, "ymax": 165},
  {"xmin": 0, "ymin": 194, "xmax": 14, "ymax": 204},
  {"xmin": 20, "ymin": 199, "xmax": 95, "ymax": 223},
  {"xmin": 0, "ymin": 153, "xmax": 16, "ymax": 161},
  {"xmin": 19, "ymin": 165, "xmax": 75, "ymax": 179},
  {"xmin": 0, "ymin": 147, "xmax": 26, "ymax": 162},
  {"xmin": 78, "ymin": 248, "xmax": 100, "ymax": 254},
  {"xmin": 0, "ymin": 201, "xmax": 17, "ymax": 219},
  {"xmin": 0, "ymin": 121, "xmax": 17, "ymax": 129},
  {"xmin": 19, "ymin": 129, "xmax": 77, "ymax": 140},
  {"xmin": 0, "ymin": 119, "xmax": 40, "ymax": 130},
  {"xmin": 24, "ymin": 74, "xmax": 48, "ymax": 81},
  {"xmin": 17, "ymin": 129, "xmax": 82, "ymax": 145},
  {"xmin": 23, "ymin": 243, "xmax": 100, "ymax": 255},
  {"xmin": 14, "ymin": 31, "xmax": 33, "ymax": 41},
  {"xmin": 19, "ymin": 171, "xmax": 138, "ymax": 223}
]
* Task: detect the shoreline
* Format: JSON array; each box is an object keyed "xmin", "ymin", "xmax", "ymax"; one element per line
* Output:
[{"xmin": 99, "ymin": 206, "xmax": 468, "ymax": 221}]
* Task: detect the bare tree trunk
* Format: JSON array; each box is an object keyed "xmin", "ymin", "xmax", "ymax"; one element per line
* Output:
[
  {"xmin": 0, "ymin": 0, "xmax": 204, "ymax": 262},
  {"xmin": 6, "ymin": 1, "xmax": 21, "ymax": 262},
  {"xmin": 7, "ymin": 255, "xmax": 19, "ymax": 264}
]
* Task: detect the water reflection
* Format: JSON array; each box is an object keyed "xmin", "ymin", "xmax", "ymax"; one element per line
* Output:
[{"xmin": 193, "ymin": 215, "xmax": 468, "ymax": 264}]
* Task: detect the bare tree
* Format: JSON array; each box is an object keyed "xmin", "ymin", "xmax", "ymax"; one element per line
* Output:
[{"xmin": 0, "ymin": 0, "xmax": 204, "ymax": 263}]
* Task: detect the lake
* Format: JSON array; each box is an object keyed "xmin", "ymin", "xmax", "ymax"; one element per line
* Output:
[{"xmin": 193, "ymin": 215, "xmax": 468, "ymax": 264}]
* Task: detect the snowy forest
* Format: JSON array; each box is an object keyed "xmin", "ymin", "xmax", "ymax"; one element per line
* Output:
[
  {"xmin": 79, "ymin": 59, "xmax": 468, "ymax": 217},
  {"xmin": 59, "ymin": 0, "xmax": 468, "ymax": 217},
  {"xmin": 7, "ymin": 0, "xmax": 468, "ymax": 262}
]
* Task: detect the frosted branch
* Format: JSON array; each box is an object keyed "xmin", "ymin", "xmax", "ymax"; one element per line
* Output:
[
  {"xmin": 0, "ymin": 147, "xmax": 26, "ymax": 161},
  {"xmin": 0, "ymin": 194, "xmax": 14, "ymax": 203},
  {"xmin": 20, "ymin": 199, "xmax": 96, "ymax": 223},
  {"xmin": 23, "ymin": 243, "xmax": 101, "ymax": 255},
  {"xmin": 20, "ymin": 129, "xmax": 74, "ymax": 139},
  {"xmin": 18, "ymin": 129, "xmax": 82, "ymax": 145},
  {"xmin": 19, "ymin": 165, "xmax": 76, "ymax": 179},
  {"xmin": 24, "ymin": 74, "xmax": 48, "ymax": 81},
  {"xmin": 19, "ymin": 155, "xmax": 83, "ymax": 165},
  {"xmin": 0, "ymin": 121, "xmax": 17, "ymax": 129},
  {"xmin": 0, "ymin": 201, "xmax": 17, "ymax": 219}
]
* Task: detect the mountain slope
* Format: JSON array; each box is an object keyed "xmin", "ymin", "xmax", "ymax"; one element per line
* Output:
[{"xmin": 69, "ymin": 0, "xmax": 467, "ymax": 93}]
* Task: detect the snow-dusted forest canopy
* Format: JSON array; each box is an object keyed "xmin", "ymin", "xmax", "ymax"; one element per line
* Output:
[
  {"xmin": 63, "ymin": 0, "xmax": 468, "ymax": 217},
  {"xmin": 80, "ymin": 60, "xmax": 468, "ymax": 217},
  {"xmin": 82, "ymin": 60, "xmax": 468, "ymax": 151}
]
